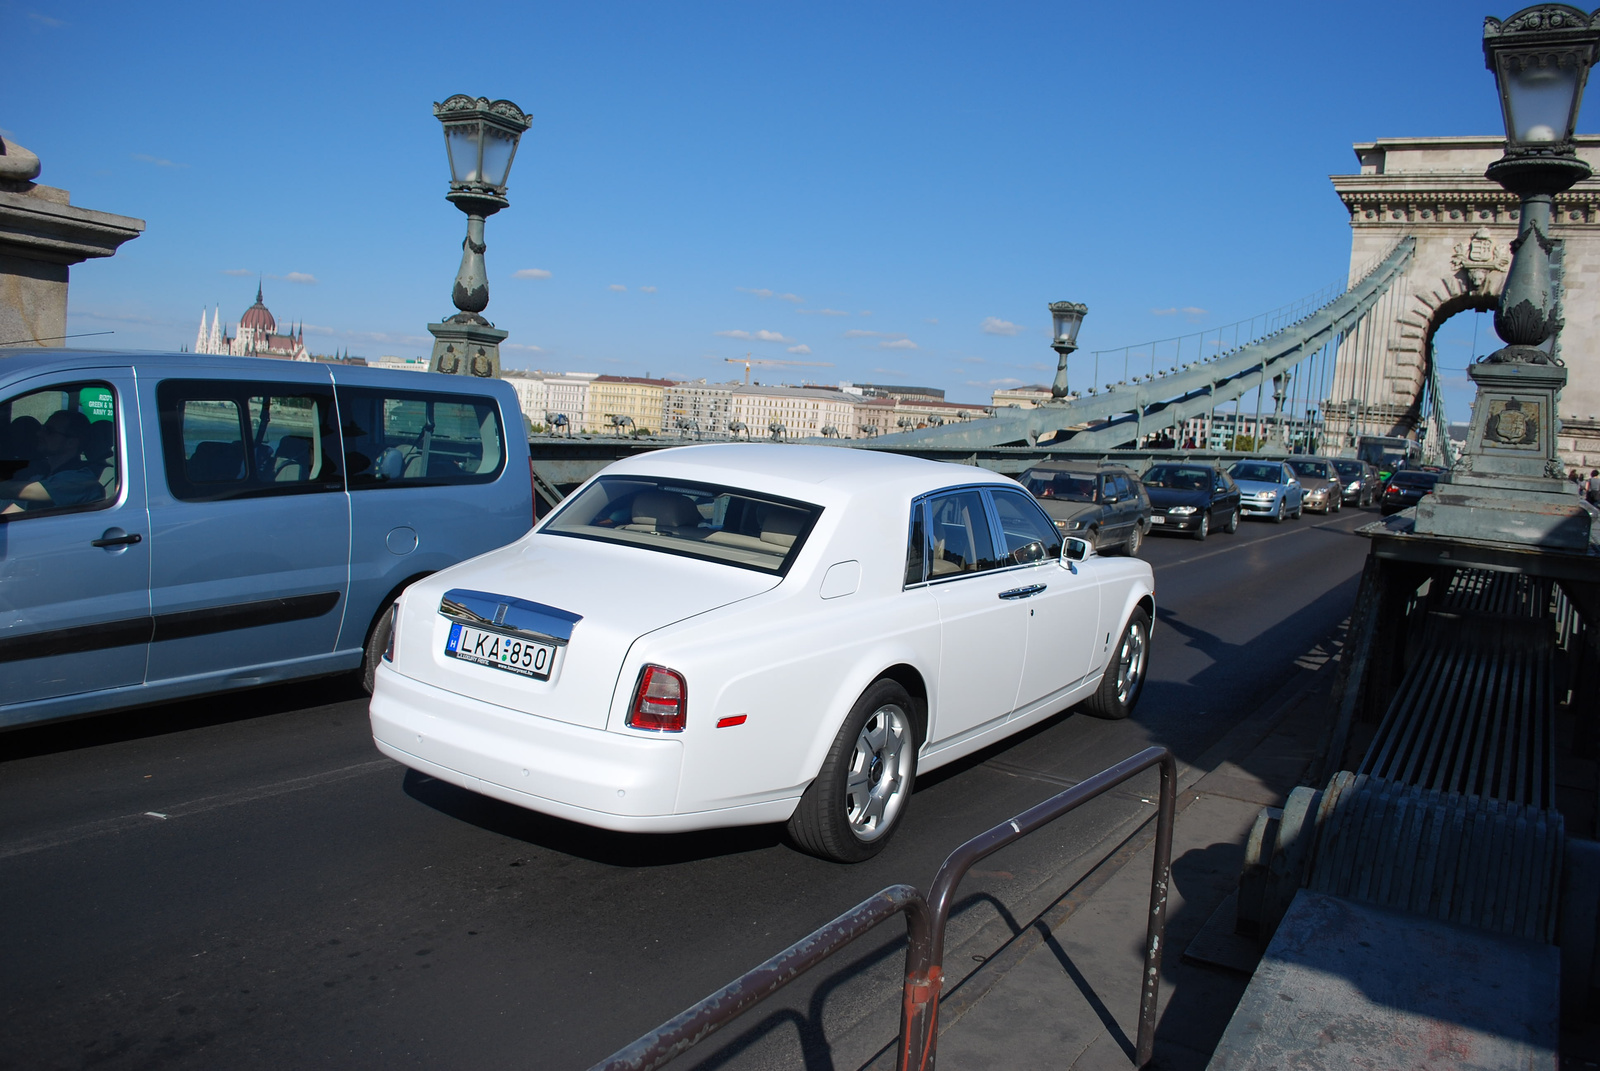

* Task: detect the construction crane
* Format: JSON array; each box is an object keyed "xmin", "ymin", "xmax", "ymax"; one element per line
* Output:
[{"xmin": 724, "ymin": 354, "xmax": 831, "ymax": 385}]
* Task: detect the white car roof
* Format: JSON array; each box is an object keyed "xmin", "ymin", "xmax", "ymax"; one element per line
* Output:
[{"xmin": 600, "ymin": 443, "xmax": 1009, "ymax": 502}]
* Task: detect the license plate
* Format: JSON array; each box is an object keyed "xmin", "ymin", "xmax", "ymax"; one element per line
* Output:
[
  {"xmin": 1150, "ymin": 516, "xmax": 1165, "ymax": 525},
  {"xmin": 446, "ymin": 622, "xmax": 558, "ymax": 680}
]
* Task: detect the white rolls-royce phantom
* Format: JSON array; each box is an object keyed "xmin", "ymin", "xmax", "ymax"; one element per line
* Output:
[{"xmin": 370, "ymin": 444, "xmax": 1155, "ymax": 861}]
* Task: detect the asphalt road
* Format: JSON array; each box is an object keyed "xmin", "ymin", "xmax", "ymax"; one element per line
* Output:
[{"xmin": 0, "ymin": 505, "xmax": 1376, "ymax": 1071}]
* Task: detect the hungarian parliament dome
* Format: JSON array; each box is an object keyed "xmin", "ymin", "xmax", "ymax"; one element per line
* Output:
[{"xmin": 193, "ymin": 284, "xmax": 309, "ymax": 361}]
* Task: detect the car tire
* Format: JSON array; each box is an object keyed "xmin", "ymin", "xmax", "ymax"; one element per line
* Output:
[
  {"xmin": 787, "ymin": 679, "xmax": 918, "ymax": 863},
  {"xmin": 1225, "ymin": 507, "xmax": 1240, "ymax": 534},
  {"xmin": 1293, "ymin": 499, "xmax": 1303, "ymax": 519},
  {"xmin": 1084, "ymin": 607, "xmax": 1151, "ymax": 720},
  {"xmin": 1192, "ymin": 513, "xmax": 1209, "ymax": 541},
  {"xmin": 1124, "ymin": 524, "xmax": 1143, "ymax": 556},
  {"xmin": 1273, "ymin": 500, "xmax": 1284, "ymax": 523},
  {"xmin": 361, "ymin": 604, "xmax": 395, "ymax": 696}
]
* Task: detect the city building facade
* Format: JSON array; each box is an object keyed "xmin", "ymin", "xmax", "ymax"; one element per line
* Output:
[
  {"xmin": 585, "ymin": 375, "xmax": 672, "ymax": 435},
  {"xmin": 664, "ymin": 380, "xmax": 736, "ymax": 438}
]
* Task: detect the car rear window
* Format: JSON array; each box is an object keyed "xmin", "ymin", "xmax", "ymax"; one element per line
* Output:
[
  {"xmin": 543, "ymin": 475, "xmax": 822, "ymax": 575},
  {"xmin": 1392, "ymin": 472, "xmax": 1441, "ymax": 488},
  {"xmin": 1230, "ymin": 462, "xmax": 1283, "ymax": 483},
  {"xmin": 1144, "ymin": 466, "xmax": 1212, "ymax": 491}
]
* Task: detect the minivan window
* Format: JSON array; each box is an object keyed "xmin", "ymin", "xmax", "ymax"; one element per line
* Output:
[
  {"xmin": 0, "ymin": 381, "xmax": 119, "ymax": 520},
  {"xmin": 339, "ymin": 387, "xmax": 505, "ymax": 488},
  {"xmin": 157, "ymin": 380, "xmax": 342, "ymax": 502}
]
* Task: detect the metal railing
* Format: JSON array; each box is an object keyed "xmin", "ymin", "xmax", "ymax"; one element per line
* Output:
[{"xmin": 589, "ymin": 745, "xmax": 1176, "ymax": 1071}]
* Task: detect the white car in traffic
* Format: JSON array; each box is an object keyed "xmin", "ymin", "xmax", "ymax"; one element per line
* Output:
[{"xmin": 370, "ymin": 444, "xmax": 1155, "ymax": 861}]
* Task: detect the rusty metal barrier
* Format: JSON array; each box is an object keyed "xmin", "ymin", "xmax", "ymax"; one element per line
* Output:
[
  {"xmin": 589, "ymin": 745, "xmax": 1176, "ymax": 1071},
  {"xmin": 904, "ymin": 745, "xmax": 1176, "ymax": 1070}
]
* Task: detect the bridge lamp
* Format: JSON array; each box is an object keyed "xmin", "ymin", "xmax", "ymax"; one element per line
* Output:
[
  {"xmin": 1048, "ymin": 301, "xmax": 1088, "ymax": 400},
  {"xmin": 427, "ymin": 95, "xmax": 532, "ymax": 377}
]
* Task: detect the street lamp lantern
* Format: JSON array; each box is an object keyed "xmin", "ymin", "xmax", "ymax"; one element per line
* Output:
[
  {"xmin": 1047, "ymin": 300, "xmax": 1088, "ymax": 400},
  {"xmin": 438, "ymin": 97, "xmax": 528, "ymax": 192},
  {"xmin": 427, "ymin": 95, "xmax": 533, "ymax": 379},
  {"xmin": 1484, "ymin": 5, "xmax": 1599, "ymax": 149}
]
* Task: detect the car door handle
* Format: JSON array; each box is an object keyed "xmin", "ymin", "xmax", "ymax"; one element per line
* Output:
[
  {"xmin": 91, "ymin": 532, "xmax": 143, "ymax": 547},
  {"xmin": 999, "ymin": 584, "xmax": 1047, "ymax": 600}
]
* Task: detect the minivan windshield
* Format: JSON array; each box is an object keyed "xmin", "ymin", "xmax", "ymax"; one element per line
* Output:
[{"xmin": 544, "ymin": 475, "xmax": 822, "ymax": 575}]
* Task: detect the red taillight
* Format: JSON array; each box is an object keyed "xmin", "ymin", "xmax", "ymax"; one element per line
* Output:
[
  {"xmin": 628, "ymin": 665, "xmax": 687, "ymax": 732},
  {"xmin": 528, "ymin": 457, "xmax": 539, "ymax": 528}
]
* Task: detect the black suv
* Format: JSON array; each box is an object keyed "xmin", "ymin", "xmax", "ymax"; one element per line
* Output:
[{"xmin": 1020, "ymin": 461, "xmax": 1152, "ymax": 555}]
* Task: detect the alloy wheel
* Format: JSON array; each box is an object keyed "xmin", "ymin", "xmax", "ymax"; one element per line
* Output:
[{"xmin": 845, "ymin": 704, "xmax": 913, "ymax": 841}]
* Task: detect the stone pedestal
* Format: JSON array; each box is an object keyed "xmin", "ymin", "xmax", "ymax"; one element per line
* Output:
[
  {"xmin": 1413, "ymin": 360, "xmax": 1593, "ymax": 549},
  {"xmin": 426, "ymin": 317, "xmax": 505, "ymax": 378},
  {"xmin": 0, "ymin": 174, "xmax": 144, "ymax": 348}
]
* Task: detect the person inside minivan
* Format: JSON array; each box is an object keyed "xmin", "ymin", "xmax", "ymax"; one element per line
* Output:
[{"xmin": 0, "ymin": 409, "xmax": 104, "ymax": 515}]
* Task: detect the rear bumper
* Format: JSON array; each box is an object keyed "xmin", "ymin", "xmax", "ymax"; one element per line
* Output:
[{"xmin": 370, "ymin": 664, "xmax": 797, "ymax": 832}]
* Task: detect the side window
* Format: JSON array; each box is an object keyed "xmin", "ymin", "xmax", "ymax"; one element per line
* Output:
[
  {"xmin": 157, "ymin": 380, "xmax": 342, "ymax": 502},
  {"xmin": 989, "ymin": 489, "xmax": 1062, "ymax": 565},
  {"xmin": 0, "ymin": 381, "xmax": 118, "ymax": 520},
  {"xmin": 926, "ymin": 489, "xmax": 1000, "ymax": 579},
  {"xmin": 904, "ymin": 500, "xmax": 927, "ymax": 586},
  {"xmin": 339, "ymin": 386, "xmax": 506, "ymax": 489},
  {"xmin": 1107, "ymin": 475, "xmax": 1130, "ymax": 500}
]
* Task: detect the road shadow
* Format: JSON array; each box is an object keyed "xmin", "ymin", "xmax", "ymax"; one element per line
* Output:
[
  {"xmin": 401, "ymin": 768, "xmax": 787, "ymax": 866},
  {"xmin": 0, "ymin": 672, "xmax": 368, "ymax": 761}
]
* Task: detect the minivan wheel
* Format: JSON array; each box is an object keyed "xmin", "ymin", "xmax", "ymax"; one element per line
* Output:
[
  {"xmin": 1084, "ymin": 608, "xmax": 1150, "ymax": 720},
  {"xmin": 361, "ymin": 605, "xmax": 395, "ymax": 695},
  {"xmin": 787, "ymin": 680, "xmax": 918, "ymax": 863}
]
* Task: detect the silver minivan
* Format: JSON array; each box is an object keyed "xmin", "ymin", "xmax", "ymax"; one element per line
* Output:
[{"xmin": 0, "ymin": 349, "xmax": 534, "ymax": 729}]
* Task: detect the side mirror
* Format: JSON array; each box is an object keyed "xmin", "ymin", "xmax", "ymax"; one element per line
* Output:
[
  {"xmin": 1062, "ymin": 537, "xmax": 1090, "ymax": 563},
  {"xmin": 1012, "ymin": 540, "xmax": 1045, "ymax": 565}
]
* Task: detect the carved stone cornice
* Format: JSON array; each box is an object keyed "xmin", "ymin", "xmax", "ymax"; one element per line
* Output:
[
  {"xmin": 1331, "ymin": 134, "xmax": 1600, "ymax": 227},
  {"xmin": 0, "ymin": 187, "xmax": 145, "ymax": 266}
]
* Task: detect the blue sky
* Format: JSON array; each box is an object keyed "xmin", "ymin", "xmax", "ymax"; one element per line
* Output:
[{"xmin": 7, "ymin": 1, "xmax": 1582, "ymax": 411}]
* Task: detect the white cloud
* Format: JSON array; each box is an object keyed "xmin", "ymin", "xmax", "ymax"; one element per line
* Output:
[
  {"xmin": 787, "ymin": 344, "xmax": 812, "ymax": 355},
  {"xmin": 1151, "ymin": 306, "xmax": 1209, "ymax": 321},
  {"xmin": 714, "ymin": 328, "xmax": 793, "ymax": 343},
  {"xmin": 270, "ymin": 272, "xmax": 318, "ymax": 285},
  {"xmin": 859, "ymin": 310, "xmax": 873, "ymax": 317},
  {"xmin": 502, "ymin": 342, "xmax": 544, "ymax": 352},
  {"xmin": 960, "ymin": 356, "xmax": 986, "ymax": 365},
  {"xmin": 925, "ymin": 318, "xmax": 939, "ymax": 325},
  {"xmin": 968, "ymin": 377, "xmax": 1024, "ymax": 388},
  {"xmin": 301, "ymin": 323, "xmax": 434, "ymax": 347},
  {"xmin": 880, "ymin": 339, "xmax": 918, "ymax": 350},
  {"xmin": 981, "ymin": 316, "xmax": 1023, "ymax": 336},
  {"xmin": 737, "ymin": 287, "xmax": 805, "ymax": 303},
  {"xmin": 513, "ymin": 268, "xmax": 552, "ymax": 279},
  {"xmin": 28, "ymin": 12, "xmax": 65, "ymax": 26},
  {"xmin": 131, "ymin": 153, "xmax": 186, "ymax": 168},
  {"xmin": 221, "ymin": 268, "xmax": 253, "ymax": 277},
  {"xmin": 798, "ymin": 308, "xmax": 849, "ymax": 317},
  {"xmin": 844, "ymin": 328, "xmax": 903, "ymax": 339},
  {"xmin": 609, "ymin": 284, "xmax": 627, "ymax": 292},
  {"xmin": 640, "ymin": 285, "xmax": 658, "ymax": 293}
]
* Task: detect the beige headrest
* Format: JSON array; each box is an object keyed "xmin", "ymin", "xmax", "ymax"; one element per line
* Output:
[
  {"xmin": 631, "ymin": 491, "xmax": 701, "ymax": 529},
  {"xmin": 759, "ymin": 507, "xmax": 805, "ymax": 548}
]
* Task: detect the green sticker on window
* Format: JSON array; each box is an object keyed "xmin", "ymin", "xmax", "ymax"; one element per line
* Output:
[{"xmin": 79, "ymin": 386, "xmax": 115, "ymax": 423}]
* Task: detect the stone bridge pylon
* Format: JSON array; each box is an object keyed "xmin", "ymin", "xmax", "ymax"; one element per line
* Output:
[{"xmin": 1327, "ymin": 135, "xmax": 1600, "ymax": 469}]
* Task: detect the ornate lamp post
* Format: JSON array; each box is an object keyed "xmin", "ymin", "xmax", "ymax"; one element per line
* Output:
[
  {"xmin": 427, "ymin": 95, "xmax": 532, "ymax": 378},
  {"xmin": 1414, "ymin": 4, "xmax": 1599, "ymax": 549},
  {"xmin": 1048, "ymin": 301, "xmax": 1087, "ymax": 399}
]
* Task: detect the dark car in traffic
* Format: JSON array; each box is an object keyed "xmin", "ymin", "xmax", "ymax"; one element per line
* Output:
[
  {"xmin": 1380, "ymin": 468, "xmax": 1444, "ymax": 515},
  {"xmin": 1020, "ymin": 460, "xmax": 1151, "ymax": 555},
  {"xmin": 1140, "ymin": 462, "xmax": 1241, "ymax": 541},
  {"xmin": 1332, "ymin": 458, "xmax": 1380, "ymax": 507}
]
